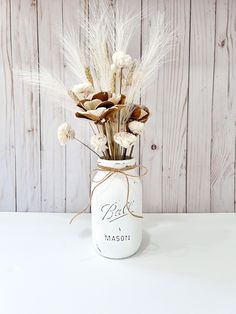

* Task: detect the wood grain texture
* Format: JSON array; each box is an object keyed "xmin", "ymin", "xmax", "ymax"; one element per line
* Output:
[
  {"xmin": 141, "ymin": 0, "xmax": 189, "ymax": 213},
  {"xmin": 211, "ymin": 0, "xmax": 236, "ymax": 212},
  {"xmin": 0, "ymin": 0, "xmax": 236, "ymax": 213},
  {"xmin": 187, "ymin": 0, "xmax": 216, "ymax": 213},
  {"xmin": 0, "ymin": 0, "xmax": 15, "ymax": 211},
  {"xmin": 160, "ymin": 0, "xmax": 189, "ymax": 213},
  {"xmin": 11, "ymin": 0, "xmax": 41, "ymax": 212},
  {"xmin": 37, "ymin": 0, "xmax": 66, "ymax": 212},
  {"xmin": 118, "ymin": 0, "xmax": 142, "ymax": 165},
  {"xmin": 141, "ymin": 0, "xmax": 163, "ymax": 212},
  {"xmin": 63, "ymin": 0, "xmax": 91, "ymax": 213}
]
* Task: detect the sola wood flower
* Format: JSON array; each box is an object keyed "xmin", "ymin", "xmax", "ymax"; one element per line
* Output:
[
  {"xmin": 68, "ymin": 83, "xmax": 94, "ymax": 102},
  {"xmin": 128, "ymin": 121, "xmax": 144, "ymax": 135},
  {"xmin": 75, "ymin": 91, "xmax": 126, "ymax": 122},
  {"xmin": 57, "ymin": 122, "xmax": 75, "ymax": 145},
  {"xmin": 112, "ymin": 51, "xmax": 132, "ymax": 68},
  {"xmin": 130, "ymin": 105, "xmax": 150, "ymax": 123},
  {"xmin": 90, "ymin": 134, "xmax": 108, "ymax": 154},
  {"xmin": 114, "ymin": 131, "xmax": 136, "ymax": 149}
]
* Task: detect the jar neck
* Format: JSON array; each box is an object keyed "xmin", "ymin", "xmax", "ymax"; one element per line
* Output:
[{"xmin": 97, "ymin": 158, "xmax": 136, "ymax": 170}]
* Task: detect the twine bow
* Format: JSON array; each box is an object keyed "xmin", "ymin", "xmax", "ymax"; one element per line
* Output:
[{"xmin": 69, "ymin": 164, "xmax": 148, "ymax": 224}]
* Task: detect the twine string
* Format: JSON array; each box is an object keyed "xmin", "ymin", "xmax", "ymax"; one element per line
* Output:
[{"xmin": 69, "ymin": 164, "xmax": 148, "ymax": 224}]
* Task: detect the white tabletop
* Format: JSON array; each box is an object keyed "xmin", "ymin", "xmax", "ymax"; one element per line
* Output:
[{"xmin": 1, "ymin": 213, "xmax": 236, "ymax": 314}]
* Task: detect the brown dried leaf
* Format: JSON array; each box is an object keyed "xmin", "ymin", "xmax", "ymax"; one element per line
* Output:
[
  {"xmin": 131, "ymin": 105, "xmax": 150, "ymax": 123},
  {"xmin": 91, "ymin": 91, "xmax": 109, "ymax": 101}
]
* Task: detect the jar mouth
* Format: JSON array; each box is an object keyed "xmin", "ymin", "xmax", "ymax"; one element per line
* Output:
[{"xmin": 97, "ymin": 158, "xmax": 136, "ymax": 169}]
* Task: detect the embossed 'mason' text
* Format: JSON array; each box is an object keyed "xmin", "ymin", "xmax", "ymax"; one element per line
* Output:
[{"xmin": 105, "ymin": 235, "xmax": 131, "ymax": 241}]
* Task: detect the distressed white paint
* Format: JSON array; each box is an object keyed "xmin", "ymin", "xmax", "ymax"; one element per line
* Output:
[{"xmin": 0, "ymin": 0, "xmax": 235, "ymax": 213}]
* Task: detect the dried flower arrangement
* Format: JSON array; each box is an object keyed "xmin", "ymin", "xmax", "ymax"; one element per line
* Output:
[{"xmin": 19, "ymin": 1, "xmax": 173, "ymax": 160}]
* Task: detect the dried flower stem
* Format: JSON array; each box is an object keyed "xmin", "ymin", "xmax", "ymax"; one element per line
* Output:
[
  {"xmin": 123, "ymin": 148, "xmax": 127, "ymax": 159},
  {"xmin": 111, "ymin": 72, "xmax": 116, "ymax": 93},
  {"xmin": 89, "ymin": 122, "xmax": 96, "ymax": 135},
  {"xmin": 119, "ymin": 67, "xmax": 123, "ymax": 94},
  {"xmin": 118, "ymin": 68, "xmax": 123, "ymax": 136},
  {"xmin": 105, "ymin": 123, "xmax": 113, "ymax": 159},
  {"xmin": 101, "ymin": 124, "xmax": 111, "ymax": 159},
  {"xmin": 110, "ymin": 122, "xmax": 117, "ymax": 159},
  {"xmin": 74, "ymin": 137, "xmax": 100, "ymax": 157},
  {"xmin": 129, "ymin": 145, "xmax": 134, "ymax": 158}
]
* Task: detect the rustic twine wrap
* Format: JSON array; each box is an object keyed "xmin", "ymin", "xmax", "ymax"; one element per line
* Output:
[{"xmin": 69, "ymin": 164, "xmax": 148, "ymax": 224}]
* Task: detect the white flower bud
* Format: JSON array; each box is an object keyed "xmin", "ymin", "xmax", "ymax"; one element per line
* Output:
[
  {"xmin": 90, "ymin": 134, "xmax": 108, "ymax": 154},
  {"xmin": 57, "ymin": 122, "xmax": 75, "ymax": 145},
  {"xmin": 114, "ymin": 131, "xmax": 136, "ymax": 149},
  {"xmin": 128, "ymin": 121, "xmax": 144, "ymax": 135},
  {"xmin": 112, "ymin": 51, "xmax": 132, "ymax": 68},
  {"xmin": 71, "ymin": 83, "xmax": 93, "ymax": 97}
]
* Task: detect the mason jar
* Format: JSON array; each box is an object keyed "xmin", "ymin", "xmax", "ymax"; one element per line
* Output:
[{"xmin": 91, "ymin": 158, "xmax": 142, "ymax": 259}]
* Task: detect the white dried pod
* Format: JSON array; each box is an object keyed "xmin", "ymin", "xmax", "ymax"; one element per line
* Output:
[
  {"xmin": 112, "ymin": 51, "xmax": 132, "ymax": 68},
  {"xmin": 114, "ymin": 131, "xmax": 136, "ymax": 149},
  {"xmin": 71, "ymin": 82, "xmax": 93, "ymax": 96},
  {"xmin": 90, "ymin": 134, "xmax": 108, "ymax": 154},
  {"xmin": 128, "ymin": 121, "xmax": 144, "ymax": 135},
  {"xmin": 57, "ymin": 122, "xmax": 75, "ymax": 145}
]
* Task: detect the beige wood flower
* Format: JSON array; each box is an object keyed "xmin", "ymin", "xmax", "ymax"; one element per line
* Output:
[
  {"xmin": 75, "ymin": 91, "xmax": 126, "ymax": 122},
  {"xmin": 90, "ymin": 134, "xmax": 108, "ymax": 154},
  {"xmin": 114, "ymin": 131, "xmax": 137, "ymax": 148},
  {"xmin": 130, "ymin": 105, "xmax": 150, "ymax": 123},
  {"xmin": 57, "ymin": 122, "xmax": 75, "ymax": 145},
  {"xmin": 68, "ymin": 83, "xmax": 94, "ymax": 102},
  {"xmin": 128, "ymin": 121, "xmax": 144, "ymax": 135}
]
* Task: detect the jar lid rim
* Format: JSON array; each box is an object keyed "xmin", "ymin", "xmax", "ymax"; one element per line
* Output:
[{"xmin": 97, "ymin": 158, "xmax": 136, "ymax": 167}]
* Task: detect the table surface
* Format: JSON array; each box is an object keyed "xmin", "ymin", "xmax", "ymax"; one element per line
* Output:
[{"xmin": 1, "ymin": 213, "xmax": 236, "ymax": 314}]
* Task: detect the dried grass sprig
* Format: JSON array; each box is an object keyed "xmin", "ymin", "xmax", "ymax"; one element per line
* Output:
[
  {"xmin": 126, "ymin": 13, "xmax": 175, "ymax": 104},
  {"xmin": 60, "ymin": 24, "xmax": 88, "ymax": 83},
  {"xmin": 84, "ymin": 66, "xmax": 94, "ymax": 87},
  {"xmin": 17, "ymin": 67, "xmax": 76, "ymax": 113}
]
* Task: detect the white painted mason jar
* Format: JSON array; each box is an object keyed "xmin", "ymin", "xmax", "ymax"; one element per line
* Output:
[{"xmin": 91, "ymin": 158, "xmax": 142, "ymax": 259}]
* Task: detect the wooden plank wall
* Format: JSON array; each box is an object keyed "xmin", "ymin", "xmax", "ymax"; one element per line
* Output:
[{"xmin": 0, "ymin": 0, "xmax": 235, "ymax": 213}]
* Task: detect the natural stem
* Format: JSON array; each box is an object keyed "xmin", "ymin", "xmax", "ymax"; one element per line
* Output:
[
  {"xmin": 129, "ymin": 146, "xmax": 134, "ymax": 158},
  {"xmin": 118, "ymin": 68, "xmax": 123, "ymax": 135},
  {"xmin": 119, "ymin": 67, "xmax": 123, "ymax": 94},
  {"xmin": 101, "ymin": 124, "xmax": 111, "ymax": 160},
  {"xmin": 105, "ymin": 123, "xmax": 113, "ymax": 159},
  {"xmin": 89, "ymin": 122, "xmax": 96, "ymax": 135},
  {"xmin": 74, "ymin": 137, "xmax": 100, "ymax": 157},
  {"xmin": 111, "ymin": 72, "xmax": 116, "ymax": 94},
  {"xmin": 123, "ymin": 148, "xmax": 127, "ymax": 159}
]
